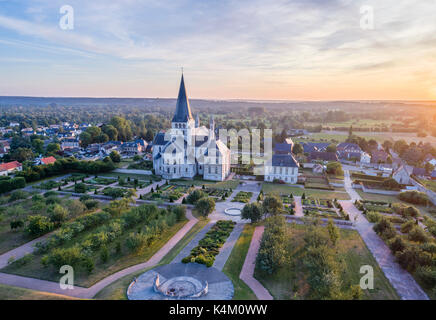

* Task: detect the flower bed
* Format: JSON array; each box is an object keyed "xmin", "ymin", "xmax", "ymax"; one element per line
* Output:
[
  {"xmin": 34, "ymin": 180, "xmax": 62, "ymax": 190},
  {"xmin": 231, "ymin": 191, "xmax": 253, "ymax": 203},
  {"xmin": 144, "ymin": 184, "xmax": 192, "ymax": 202},
  {"xmin": 86, "ymin": 177, "xmax": 115, "ymax": 185},
  {"xmin": 182, "ymin": 220, "xmax": 236, "ymax": 267}
]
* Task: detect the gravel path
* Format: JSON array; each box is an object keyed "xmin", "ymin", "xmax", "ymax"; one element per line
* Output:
[
  {"xmin": 293, "ymin": 196, "xmax": 303, "ymax": 217},
  {"xmin": 239, "ymin": 226, "xmax": 273, "ymax": 300},
  {"xmin": 213, "ymin": 223, "xmax": 244, "ymax": 271},
  {"xmin": 341, "ymin": 169, "xmax": 428, "ymax": 300}
]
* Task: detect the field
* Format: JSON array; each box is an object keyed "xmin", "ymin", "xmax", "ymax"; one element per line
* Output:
[
  {"xmin": 254, "ymin": 224, "xmax": 399, "ymax": 300},
  {"xmin": 297, "ymin": 131, "xmax": 436, "ymax": 147},
  {"xmin": 262, "ymin": 183, "xmax": 350, "ymax": 200}
]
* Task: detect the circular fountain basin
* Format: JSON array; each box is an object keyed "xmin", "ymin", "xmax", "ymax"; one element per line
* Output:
[{"xmin": 225, "ymin": 207, "xmax": 242, "ymax": 216}]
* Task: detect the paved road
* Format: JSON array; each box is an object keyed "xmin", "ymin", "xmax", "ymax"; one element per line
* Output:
[
  {"xmin": 239, "ymin": 226, "xmax": 273, "ymax": 300},
  {"xmin": 343, "ymin": 170, "xmax": 362, "ymax": 202},
  {"xmin": 0, "ymin": 209, "xmax": 199, "ymax": 299},
  {"xmin": 293, "ymin": 196, "xmax": 303, "ymax": 217}
]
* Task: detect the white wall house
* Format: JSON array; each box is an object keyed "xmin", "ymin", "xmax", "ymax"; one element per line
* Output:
[
  {"xmin": 264, "ymin": 154, "xmax": 299, "ymax": 184},
  {"xmin": 393, "ymin": 165, "xmax": 412, "ymax": 185}
]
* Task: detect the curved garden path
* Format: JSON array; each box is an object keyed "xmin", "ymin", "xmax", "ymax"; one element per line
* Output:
[{"xmin": 0, "ymin": 209, "xmax": 199, "ymax": 299}]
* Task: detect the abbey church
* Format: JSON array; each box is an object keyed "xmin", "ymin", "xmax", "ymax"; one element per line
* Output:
[{"xmin": 152, "ymin": 74, "xmax": 231, "ymax": 181}]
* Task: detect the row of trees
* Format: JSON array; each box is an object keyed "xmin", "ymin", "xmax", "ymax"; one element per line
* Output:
[{"xmin": 16, "ymin": 156, "xmax": 115, "ymax": 182}]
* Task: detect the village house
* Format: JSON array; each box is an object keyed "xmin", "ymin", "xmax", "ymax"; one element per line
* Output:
[
  {"xmin": 371, "ymin": 149, "xmax": 389, "ymax": 164},
  {"xmin": 0, "ymin": 161, "xmax": 22, "ymax": 176},
  {"xmin": 392, "ymin": 165, "xmax": 413, "ymax": 185},
  {"xmin": 40, "ymin": 156, "xmax": 57, "ymax": 165},
  {"xmin": 264, "ymin": 154, "xmax": 299, "ymax": 184},
  {"xmin": 308, "ymin": 151, "xmax": 338, "ymax": 164}
]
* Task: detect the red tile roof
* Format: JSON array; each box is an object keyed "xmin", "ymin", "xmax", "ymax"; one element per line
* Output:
[
  {"xmin": 41, "ymin": 156, "xmax": 57, "ymax": 165},
  {"xmin": 0, "ymin": 161, "xmax": 22, "ymax": 172}
]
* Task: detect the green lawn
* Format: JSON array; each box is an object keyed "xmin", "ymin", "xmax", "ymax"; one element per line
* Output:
[
  {"xmin": 0, "ymin": 284, "xmax": 79, "ymax": 300},
  {"xmin": 99, "ymin": 172, "xmax": 161, "ymax": 181},
  {"xmin": 93, "ymin": 218, "xmax": 210, "ymax": 300},
  {"xmin": 222, "ymin": 224, "xmax": 258, "ymax": 300},
  {"xmin": 262, "ymin": 183, "xmax": 350, "ymax": 200},
  {"xmin": 171, "ymin": 178, "xmax": 240, "ymax": 190},
  {"xmin": 419, "ymin": 179, "xmax": 436, "ymax": 193},
  {"xmin": 254, "ymin": 224, "xmax": 399, "ymax": 300}
]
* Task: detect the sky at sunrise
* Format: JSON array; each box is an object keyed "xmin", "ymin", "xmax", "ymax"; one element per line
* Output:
[{"xmin": 0, "ymin": 0, "xmax": 436, "ymax": 100}]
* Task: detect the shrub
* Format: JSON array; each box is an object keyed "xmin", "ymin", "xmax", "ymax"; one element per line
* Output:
[
  {"xmin": 415, "ymin": 266, "xmax": 436, "ymax": 290},
  {"xmin": 48, "ymin": 204, "xmax": 69, "ymax": 224},
  {"xmin": 100, "ymin": 246, "xmax": 109, "ymax": 263},
  {"xmin": 9, "ymin": 190, "xmax": 29, "ymax": 202},
  {"xmin": 396, "ymin": 247, "xmax": 432, "ymax": 272},
  {"xmin": 399, "ymin": 191, "xmax": 429, "ymax": 206},
  {"xmin": 83, "ymin": 199, "xmax": 99, "ymax": 210},
  {"xmin": 186, "ymin": 189, "xmax": 206, "ymax": 204},
  {"xmin": 326, "ymin": 162, "xmax": 343, "ymax": 176},
  {"xmin": 373, "ymin": 218, "xmax": 396, "ymax": 240},
  {"xmin": 26, "ymin": 215, "xmax": 54, "ymax": 236},
  {"xmin": 389, "ymin": 236, "xmax": 407, "ymax": 253},
  {"xmin": 125, "ymin": 232, "xmax": 149, "ymax": 252},
  {"xmin": 74, "ymin": 183, "xmax": 88, "ymax": 193},
  {"xmin": 171, "ymin": 205, "xmax": 186, "ymax": 221},
  {"xmin": 366, "ymin": 211, "xmax": 382, "ymax": 223},
  {"xmin": 408, "ymin": 227, "xmax": 429, "ymax": 243},
  {"xmin": 400, "ymin": 220, "xmax": 415, "ymax": 233},
  {"xmin": 10, "ymin": 219, "xmax": 24, "ymax": 230},
  {"xmin": 47, "ymin": 246, "xmax": 84, "ymax": 269}
]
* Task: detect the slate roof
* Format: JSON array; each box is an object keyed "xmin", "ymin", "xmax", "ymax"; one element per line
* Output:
[
  {"xmin": 412, "ymin": 167, "xmax": 427, "ymax": 176},
  {"xmin": 274, "ymin": 143, "xmax": 292, "ymax": 154},
  {"xmin": 271, "ymin": 154, "xmax": 299, "ymax": 167},
  {"xmin": 337, "ymin": 142, "xmax": 362, "ymax": 151},
  {"xmin": 172, "ymin": 74, "xmax": 193, "ymax": 123},
  {"xmin": 153, "ymin": 132, "xmax": 168, "ymax": 146},
  {"xmin": 300, "ymin": 142, "xmax": 330, "ymax": 153}
]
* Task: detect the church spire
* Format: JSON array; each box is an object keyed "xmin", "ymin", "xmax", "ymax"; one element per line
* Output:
[{"xmin": 172, "ymin": 73, "xmax": 193, "ymax": 123}]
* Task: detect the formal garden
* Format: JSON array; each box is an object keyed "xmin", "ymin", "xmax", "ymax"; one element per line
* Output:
[
  {"xmin": 302, "ymin": 196, "xmax": 349, "ymax": 220},
  {"xmin": 182, "ymin": 220, "xmax": 236, "ymax": 267},
  {"xmin": 142, "ymin": 183, "xmax": 192, "ymax": 202},
  {"xmin": 231, "ymin": 191, "xmax": 253, "ymax": 203},
  {"xmin": 1, "ymin": 203, "xmax": 188, "ymax": 287},
  {"xmin": 254, "ymin": 215, "xmax": 399, "ymax": 300}
]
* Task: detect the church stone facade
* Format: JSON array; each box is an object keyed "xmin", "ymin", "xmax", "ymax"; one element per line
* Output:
[{"xmin": 153, "ymin": 74, "xmax": 231, "ymax": 181}]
